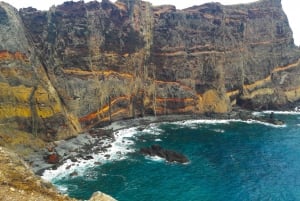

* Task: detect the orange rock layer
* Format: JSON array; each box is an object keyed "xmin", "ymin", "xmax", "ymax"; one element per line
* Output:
[{"xmin": 0, "ymin": 50, "xmax": 29, "ymax": 63}]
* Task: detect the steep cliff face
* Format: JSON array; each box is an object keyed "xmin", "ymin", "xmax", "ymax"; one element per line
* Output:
[
  {"xmin": 151, "ymin": 0, "xmax": 300, "ymax": 110},
  {"xmin": 0, "ymin": 2, "xmax": 81, "ymax": 141},
  {"xmin": 0, "ymin": 0, "xmax": 300, "ymax": 139},
  {"xmin": 18, "ymin": 0, "xmax": 151, "ymax": 130}
]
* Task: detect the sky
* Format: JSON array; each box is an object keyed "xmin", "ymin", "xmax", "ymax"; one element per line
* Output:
[{"xmin": 1, "ymin": 0, "xmax": 299, "ymax": 45}]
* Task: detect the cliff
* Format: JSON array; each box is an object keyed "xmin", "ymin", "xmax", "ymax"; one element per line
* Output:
[{"xmin": 0, "ymin": 0, "xmax": 300, "ymax": 141}]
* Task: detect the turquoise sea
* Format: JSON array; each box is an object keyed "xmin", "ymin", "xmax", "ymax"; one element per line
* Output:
[{"xmin": 45, "ymin": 111, "xmax": 300, "ymax": 201}]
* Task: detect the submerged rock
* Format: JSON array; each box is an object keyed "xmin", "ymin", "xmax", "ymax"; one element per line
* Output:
[
  {"xmin": 254, "ymin": 112, "xmax": 285, "ymax": 125},
  {"xmin": 140, "ymin": 144, "xmax": 189, "ymax": 164},
  {"xmin": 82, "ymin": 155, "xmax": 94, "ymax": 160},
  {"xmin": 262, "ymin": 118, "xmax": 285, "ymax": 125},
  {"xmin": 70, "ymin": 171, "xmax": 78, "ymax": 177}
]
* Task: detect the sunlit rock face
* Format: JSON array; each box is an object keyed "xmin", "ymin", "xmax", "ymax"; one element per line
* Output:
[
  {"xmin": 0, "ymin": 0, "xmax": 300, "ymax": 139},
  {"xmin": 0, "ymin": 2, "xmax": 81, "ymax": 140}
]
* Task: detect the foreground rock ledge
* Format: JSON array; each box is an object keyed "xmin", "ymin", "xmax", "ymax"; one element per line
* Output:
[
  {"xmin": 89, "ymin": 192, "xmax": 117, "ymax": 201},
  {"xmin": 0, "ymin": 146, "xmax": 116, "ymax": 201}
]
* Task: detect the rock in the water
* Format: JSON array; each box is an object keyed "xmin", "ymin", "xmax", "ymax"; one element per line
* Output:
[
  {"xmin": 70, "ymin": 157, "xmax": 78, "ymax": 162},
  {"xmin": 266, "ymin": 118, "xmax": 285, "ymax": 125},
  {"xmin": 45, "ymin": 153, "xmax": 60, "ymax": 164},
  {"xmin": 82, "ymin": 155, "xmax": 94, "ymax": 160},
  {"xmin": 70, "ymin": 171, "xmax": 78, "ymax": 177},
  {"xmin": 140, "ymin": 144, "xmax": 189, "ymax": 164},
  {"xmin": 254, "ymin": 115, "xmax": 285, "ymax": 125}
]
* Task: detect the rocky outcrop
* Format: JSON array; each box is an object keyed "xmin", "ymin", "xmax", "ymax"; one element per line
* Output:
[
  {"xmin": 140, "ymin": 144, "xmax": 189, "ymax": 163},
  {"xmin": 0, "ymin": 146, "xmax": 117, "ymax": 200},
  {"xmin": 0, "ymin": 146, "xmax": 76, "ymax": 201},
  {"xmin": 0, "ymin": 0, "xmax": 299, "ymax": 140}
]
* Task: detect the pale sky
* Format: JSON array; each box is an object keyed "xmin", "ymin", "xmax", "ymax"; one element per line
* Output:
[{"xmin": 1, "ymin": 0, "xmax": 299, "ymax": 45}]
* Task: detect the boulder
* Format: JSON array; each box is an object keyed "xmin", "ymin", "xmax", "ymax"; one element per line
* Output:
[
  {"xmin": 45, "ymin": 153, "xmax": 60, "ymax": 164},
  {"xmin": 140, "ymin": 144, "xmax": 189, "ymax": 164},
  {"xmin": 88, "ymin": 191, "xmax": 117, "ymax": 201},
  {"xmin": 70, "ymin": 171, "xmax": 78, "ymax": 177}
]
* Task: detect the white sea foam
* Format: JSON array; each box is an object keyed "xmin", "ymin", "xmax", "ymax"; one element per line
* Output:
[
  {"xmin": 170, "ymin": 118, "xmax": 286, "ymax": 128},
  {"xmin": 42, "ymin": 127, "xmax": 139, "ymax": 182},
  {"xmin": 190, "ymin": 125, "xmax": 199, "ymax": 129},
  {"xmin": 57, "ymin": 185, "xmax": 69, "ymax": 194},
  {"xmin": 145, "ymin": 155, "xmax": 164, "ymax": 162},
  {"xmin": 252, "ymin": 112, "xmax": 265, "ymax": 117},
  {"xmin": 142, "ymin": 123, "xmax": 164, "ymax": 135},
  {"xmin": 43, "ymin": 114, "xmax": 288, "ymax": 182},
  {"xmin": 260, "ymin": 110, "xmax": 300, "ymax": 115},
  {"xmin": 145, "ymin": 155, "xmax": 191, "ymax": 165},
  {"xmin": 107, "ymin": 127, "xmax": 139, "ymax": 161},
  {"xmin": 168, "ymin": 119, "xmax": 232, "ymax": 131},
  {"xmin": 175, "ymin": 119, "xmax": 233, "ymax": 126},
  {"xmin": 241, "ymin": 119, "xmax": 286, "ymax": 128},
  {"xmin": 212, "ymin": 129, "xmax": 225, "ymax": 133}
]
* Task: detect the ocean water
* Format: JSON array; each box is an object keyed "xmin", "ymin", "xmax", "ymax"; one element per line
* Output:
[{"xmin": 44, "ymin": 111, "xmax": 300, "ymax": 201}]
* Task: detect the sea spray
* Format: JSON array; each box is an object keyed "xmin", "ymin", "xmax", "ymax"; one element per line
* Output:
[
  {"xmin": 42, "ymin": 127, "xmax": 140, "ymax": 182},
  {"xmin": 43, "ymin": 117, "xmax": 286, "ymax": 182}
]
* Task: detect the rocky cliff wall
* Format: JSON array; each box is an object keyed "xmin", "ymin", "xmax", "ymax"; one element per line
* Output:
[
  {"xmin": 0, "ymin": 2, "xmax": 81, "ymax": 141},
  {"xmin": 0, "ymin": 0, "xmax": 299, "ymax": 140}
]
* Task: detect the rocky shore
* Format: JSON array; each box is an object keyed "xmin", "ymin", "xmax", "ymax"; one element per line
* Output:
[
  {"xmin": 27, "ymin": 106, "xmax": 290, "ymax": 177},
  {"xmin": 1, "ymin": 105, "xmax": 297, "ymax": 201},
  {"xmin": 26, "ymin": 114, "xmax": 222, "ymax": 175}
]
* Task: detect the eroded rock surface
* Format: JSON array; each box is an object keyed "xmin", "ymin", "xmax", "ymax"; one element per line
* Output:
[{"xmin": 0, "ymin": 0, "xmax": 299, "ymax": 139}]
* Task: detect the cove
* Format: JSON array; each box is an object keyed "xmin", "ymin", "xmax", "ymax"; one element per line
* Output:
[{"xmin": 46, "ymin": 112, "xmax": 300, "ymax": 201}]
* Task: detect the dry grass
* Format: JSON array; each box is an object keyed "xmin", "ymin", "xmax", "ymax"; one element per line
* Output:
[
  {"xmin": 0, "ymin": 147, "xmax": 75, "ymax": 201},
  {"xmin": 0, "ymin": 123, "xmax": 45, "ymax": 157}
]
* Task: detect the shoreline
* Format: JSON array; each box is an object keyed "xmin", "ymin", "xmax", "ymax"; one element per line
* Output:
[{"xmin": 26, "ymin": 106, "xmax": 298, "ymax": 177}]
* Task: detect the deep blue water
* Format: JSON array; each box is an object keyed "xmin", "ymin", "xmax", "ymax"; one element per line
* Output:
[{"xmin": 52, "ymin": 112, "xmax": 300, "ymax": 201}]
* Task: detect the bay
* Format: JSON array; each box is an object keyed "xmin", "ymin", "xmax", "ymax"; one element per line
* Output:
[{"xmin": 51, "ymin": 112, "xmax": 300, "ymax": 201}]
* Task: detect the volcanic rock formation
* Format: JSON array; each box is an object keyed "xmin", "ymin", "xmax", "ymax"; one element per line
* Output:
[
  {"xmin": 140, "ymin": 144, "xmax": 189, "ymax": 163},
  {"xmin": 0, "ymin": 0, "xmax": 299, "ymax": 140}
]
